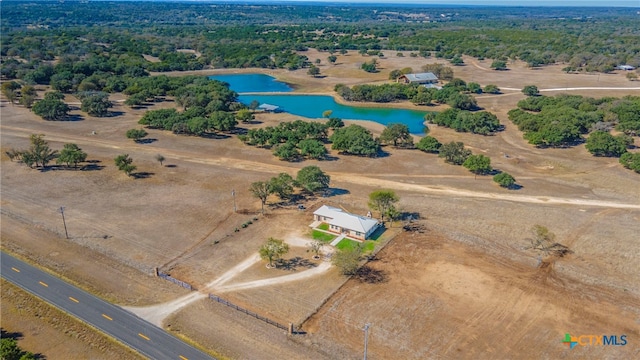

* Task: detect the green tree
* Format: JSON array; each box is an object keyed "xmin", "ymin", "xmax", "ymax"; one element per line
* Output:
[
  {"xmin": 450, "ymin": 56, "xmax": 464, "ymax": 66},
  {"xmin": 467, "ymin": 82, "xmax": 483, "ymax": 94},
  {"xmin": 493, "ymin": 172, "xmax": 517, "ymax": 188},
  {"xmin": 361, "ymin": 59, "xmax": 377, "ymax": 73},
  {"xmin": 585, "ymin": 131, "xmax": 628, "ymax": 157},
  {"xmin": 490, "ymin": 60, "xmax": 508, "ymax": 70},
  {"xmin": 379, "ymin": 123, "xmax": 413, "ymax": 148},
  {"xmin": 296, "ymin": 165, "xmax": 331, "ymax": 193},
  {"xmin": 330, "ymin": 125, "xmax": 379, "ymax": 156},
  {"xmin": 126, "ymin": 129, "xmax": 148, "ymax": 143},
  {"xmin": 1, "ymin": 81, "xmax": 21, "ymax": 105},
  {"xmin": 326, "ymin": 117, "xmax": 344, "ymax": 129},
  {"xmin": 333, "ymin": 246, "xmax": 363, "ymax": 275},
  {"xmin": 389, "ymin": 69, "xmax": 403, "ymax": 80},
  {"xmin": 439, "ymin": 141, "xmax": 471, "ymax": 165},
  {"xmin": 0, "ymin": 338, "xmax": 23, "ymax": 360},
  {"xmin": 259, "ymin": 237, "xmax": 290, "ymax": 268},
  {"xmin": 298, "ymin": 139, "xmax": 328, "ymax": 160},
  {"xmin": 155, "ymin": 154, "xmax": 165, "ymax": 166},
  {"xmin": 32, "ymin": 96, "xmax": 70, "ymax": 121},
  {"xmin": 273, "ymin": 142, "xmax": 300, "ymax": 161},
  {"xmin": 328, "ymin": 55, "xmax": 337, "ymax": 64},
  {"xmin": 269, "ymin": 173, "xmax": 295, "ymax": 200},
  {"xmin": 307, "ymin": 240, "xmax": 324, "ymax": 259},
  {"xmin": 114, "ymin": 154, "xmax": 136, "ymax": 177},
  {"xmin": 483, "ymin": 84, "xmax": 501, "ymax": 94},
  {"xmin": 78, "ymin": 91, "xmax": 112, "ymax": 117},
  {"xmin": 416, "ymin": 136, "xmax": 442, "ymax": 153},
  {"xmin": 411, "ymin": 91, "xmax": 432, "ymax": 106},
  {"xmin": 209, "ymin": 111, "xmax": 237, "ymax": 132},
  {"xmin": 249, "ymin": 100, "xmax": 260, "ymax": 110},
  {"xmin": 56, "ymin": 143, "xmax": 87, "ymax": 169},
  {"xmin": 368, "ymin": 189, "xmax": 399, "ymax": 222},
  {"xmin": 250, "ymin": 181, "xmax": 271, "ymax": 214},
  {"xmin": 522, "ymin": 85, "xmax": 540, "ymax": 97},
  {"xmin": 619, "ymin": 152, "xmax": 640, "ymax": 173},
  {"xmin": 307, "ymin": 65, "xmax": 321, "ymax": 77},
  {"xmin": 19, "ymin": 94, "xmax": 36, "ymax": 109},
  {"xmin": 463, "ymin": 154, "xmax": 492, "ymax": 178},
  {"xmin": 25, "ymin": 134, "xmax": 57, "ymax": 169},
  {"xmin": 236, "ymin": 108, "xmax": 254, "ymax": 123}
]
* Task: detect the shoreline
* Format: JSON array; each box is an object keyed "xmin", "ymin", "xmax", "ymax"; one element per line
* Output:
[{"xmin": 151, "ymin": 67, "xmax": 451, "ymax": 112}]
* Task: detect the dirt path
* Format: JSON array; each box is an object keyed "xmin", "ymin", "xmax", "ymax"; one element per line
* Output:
[
  {"xmin": 125, "ymin": 236, "xmax": 333, "ymax": 326},
  {"xmin": 3, "ymin": 125, "xmax": 638, "ymax": 210}
]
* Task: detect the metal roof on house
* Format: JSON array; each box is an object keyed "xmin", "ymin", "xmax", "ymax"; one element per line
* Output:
[
  {"xmin": 258, "ymin": 103, "xmax": 280, "ymax": 111},
  {"xmin": 313, "ymin": 205, "xmax": 379, "ymax": 234},
  {"xmin": 617, "ymin": 65, "xmax": 636, "ymax": 70},
  {"xmin": 403, "ymin": 72, "xmax": 438, "ymax": 82}
]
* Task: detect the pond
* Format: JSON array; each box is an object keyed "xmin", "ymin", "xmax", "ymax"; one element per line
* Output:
[
  {"xmin": 209, "ymin": 74, "xmax": 293, "ymax": 93},
  {"xmin": 210, "ymin": 74, "xmax": 429, "ymax": 134}
]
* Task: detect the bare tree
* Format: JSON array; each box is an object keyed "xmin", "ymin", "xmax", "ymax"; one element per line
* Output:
[{"xmin": 527, "ymin": 225, "xmax": 571, "ymax": 257}]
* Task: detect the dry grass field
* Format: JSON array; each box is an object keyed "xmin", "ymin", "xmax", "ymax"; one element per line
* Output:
[{"xmin": 1, "ymin": 49, "xmax": 639, "ymax": 359}]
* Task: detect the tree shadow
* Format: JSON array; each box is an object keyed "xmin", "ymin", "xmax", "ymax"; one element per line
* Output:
[
  {"xmin": 277, "ymin": 256, "xmax": 318, "ymax": 271},
  {"xmin": 356, "ymin": 266, "xmax": 388, "ymax": 284},
  {"xmin": 323, "ymin": 188, "xmax": 350, "ymax": 197},
  {"xmin": 107, "ymin": 111, "xmax": 125, "ymax": 117},
  {"xmin": 132, "ymin": 172, "xmax": 154, "ymax": 179},
  {"xmin": 375, "ymin": 149, "xmax": 390, "ymax": 158},
  {"xmin": 1, "ymin": 328, "xmax": 23, "ymax": 340},
  {"xmin": 80, "ymin": 163, "xmax": 105, "ymax": 171},
  {"xmin": 319, "ymin": 155, "xmax": 339, "ymax": 161},
  {"xmin": 135, "ymin": 138, "xmax": 157, "ymax": 144},
  {"xmin": 401, "ymin": 211, "xmax": 421, "ymax": 221},
  {"xmin": 165, "ymin": 164, "xmax": 177, "ymax": 168},
  {"xmin": 200, "ymin": 132, "xmax": 231, "ymax": 139},
  {"xmin": 229, "ymin": 127, "xmax": 249, "ymax": 135},
  {"xmin": 242, "ymin": 120, "xmax": 263, "ymax": 125},
  {"xmin": 507, "ymin": 184, "xmax": 524, "ymax": 190},
  {"xmin": 63, "ymin": 114, "xmax": 84, "ymax": 121}
]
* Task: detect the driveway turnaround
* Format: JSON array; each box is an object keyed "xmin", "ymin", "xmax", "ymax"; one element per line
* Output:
[{"xmin": 1, "ymin": 251, "xmax": 215, "ymax": 360}]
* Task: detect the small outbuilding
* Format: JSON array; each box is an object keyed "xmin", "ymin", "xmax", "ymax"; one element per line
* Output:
[
  {"xmin": 258, "ymin": 103, "xmax": 281, "ymax": 112},
  {"xmin": 617, "ymin": 65, "xmax": 636, "ymax": 71},
  {"xmin": 397, "ymin": 72, "xmax": 439, "ymax": 85},
  {"xmin": 313, "ymin": 205, "xmax": 380, "ymax": 241}
]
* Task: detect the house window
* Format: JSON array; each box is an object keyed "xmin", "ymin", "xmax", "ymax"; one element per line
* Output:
[{"xmin": 355, "ymin": 232, "xmax": 362, "ymax": 236}]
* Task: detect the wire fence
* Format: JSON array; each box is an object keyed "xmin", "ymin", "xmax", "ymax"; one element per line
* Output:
[
  {"xmin": 157, "ymin": 271, "xmax": 193, "ymax": 291},
  {"xmin": 208, "ymin": 293, "xmax": 289, "ymax": 332}
]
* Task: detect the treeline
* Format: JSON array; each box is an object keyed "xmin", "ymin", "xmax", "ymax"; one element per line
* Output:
[
  {"xmin": 239, "ymin": 119, "xmax": 382, "ymax": 160},
  {"xmin": 425, "ymin": 108, "xmax": 501, "ymax": 135},
  {"xmin": 2, "ymin": 3, "xmax": 639, "ymax": 87},
  {"xmin": 335, "ymin": 77, "xmax": 491, "ymax": 111},
  {"xmin": 508, "ymin": 94, "xmax": 640, "ymax": 148}
]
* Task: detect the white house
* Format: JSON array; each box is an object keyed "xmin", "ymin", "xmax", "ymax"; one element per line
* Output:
[
  {"xmin": 313, "ymin": 205, "xmax": 380, "ymax": 240},
  {"xmin": 397, "ymin": 72, "xmax": 439, "ymax": 85}
]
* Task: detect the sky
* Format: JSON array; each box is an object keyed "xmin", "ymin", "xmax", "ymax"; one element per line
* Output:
[{"xmin": 221, "ymin": 0, "xmax": 640, "ymax": 7}]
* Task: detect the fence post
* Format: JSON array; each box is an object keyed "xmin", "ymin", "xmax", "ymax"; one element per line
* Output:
[
  {"xmin": 289, "ymin": 323, "xmax": 294, "ymax": 335},
  {"xmin": 154, "ymin": 267, "xmax": 159, "ymax": 277}
]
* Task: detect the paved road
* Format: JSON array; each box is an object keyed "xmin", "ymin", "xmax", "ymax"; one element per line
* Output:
[{"xmin": 1, "ymin": 251, "xmax": 215, "ymax": 360}]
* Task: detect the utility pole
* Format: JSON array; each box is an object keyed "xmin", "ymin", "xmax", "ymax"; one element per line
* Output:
[
  {"xmin": 232, "ymin": 189, "xmax": 237, "ymax": 213},
  {"xmin": 59, "ymin": 206, "xmax": 69, "ymax": 239},
  {"xmin": 363, "ymin": 323, "xmax": 371, "ymax": 360}
]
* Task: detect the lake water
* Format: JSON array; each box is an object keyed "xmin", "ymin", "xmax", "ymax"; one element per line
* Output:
[
  {"xmin": 209, "ymin": 74, "xmax": 428, "ymax": 134},
  {"xmin": 209, "ymin": 74, "xmax": 293, "ymax": 93}
]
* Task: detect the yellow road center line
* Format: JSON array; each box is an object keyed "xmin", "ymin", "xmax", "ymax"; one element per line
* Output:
[
  {"xmin": 138, "ymin": 333, "xmax": 150, "ymax": 341},
  {"xmin": 179, "ymin": 356, "xmax": 189, "ymax": 360},
  {"xmin": 39, "ymin": 281, "xmax": 48, "ymax": 287},
  {"xmin": 69, "ymin": 296, "xmax": 79, "ymax": 303},
  {"xmin": 102, "ymin": 314, "xmax": 113, "ymax": 321},
  {"xmin": 11, "ymin": 267, "xmax": 20, "ymax": 272}
]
